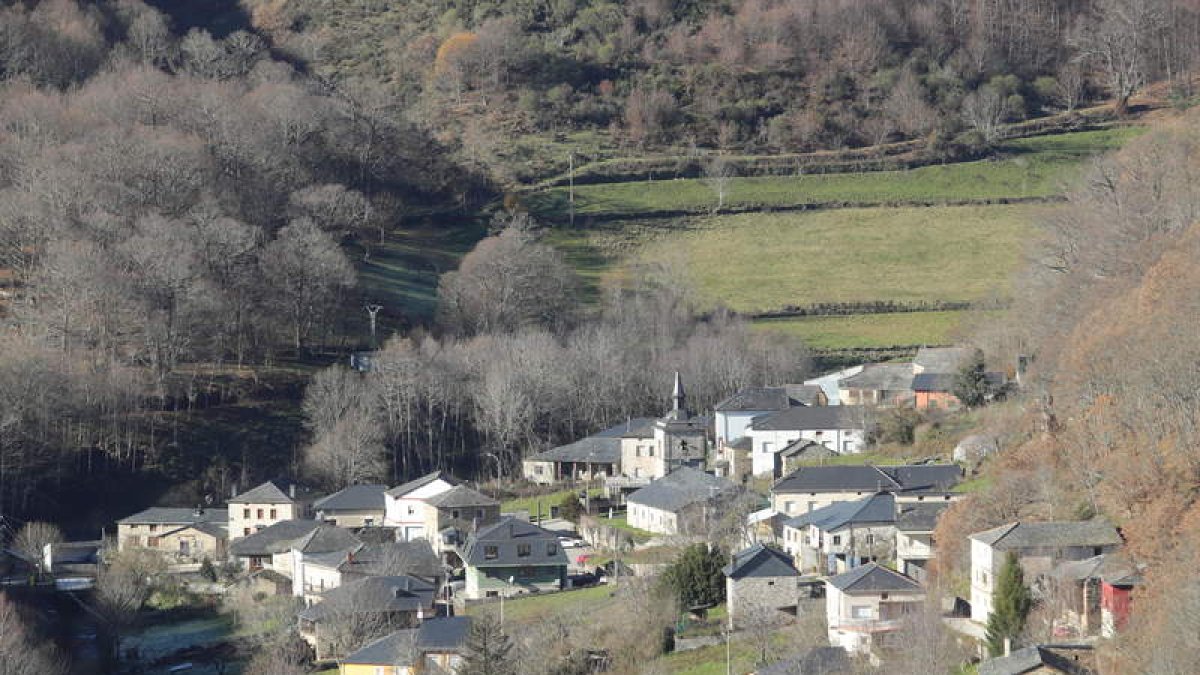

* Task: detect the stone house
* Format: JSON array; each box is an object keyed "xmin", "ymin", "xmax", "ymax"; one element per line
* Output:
[
  {"xmin": 417, "ymin": 484, "xmax": 501, "ymax": 556},
  {"xmin": 460, "ymin": 517, "xmax": 567, "ymax": 600},
  {"xmin": 229, "ymin": 520, "xmax": 360, "ymax": 575},
  {"xmin": 969, "ymin": 520, "xmax": 1123, "ymax": 624},
  {"xmin": 746, "ymin": 406, "xmax": 869, "ymax": 476},
  {"xmin": 723, "ymin": 543, "xmax": 803, "ymax": 628},
  {"xmin": 313, "ymin": 484, "xmax": 388, "ymax": 528},
  {"xmin": 626, "ymin": 467, "xmax": 738, "ymax": 536},
  {"xmin": 837, "ymin": 364, "xmax": 915, "ymax": 407},
  {"xmin": 228, "ymin": 480, "xmax": 320, "ymax": 541},
  {"xmin": 1049, "ymin": 554, "xmax": 1142, "ymax": 639},
  {"xmin": 824, "ymin": 563, "xmax": 925, "ymax": 656},
  {"xmin": 782, "ymin": 492, "xmax": 897, "ymax": 575},
  {"xmin": 116, "ymin": 507, "xmax": 228, "ymax": 561},
  {"xmin": 770, "ymin": 464, "xmax": 962, "ymax": 518}
]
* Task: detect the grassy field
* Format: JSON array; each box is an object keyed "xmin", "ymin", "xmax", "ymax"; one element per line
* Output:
[
  {"xmin": 751, "ymin": 310, "xmax": 1000, "ymax": 350},
  {"xmin": 597, "ymin": 514, "xmax": 657, "ymax": 542},
  {"xmin": 499, "ymin": 487, "xmax": 601, "ymax": 517},
  {"xmin": 529, "ymin": 128, "xmax": 1139, "ymax": 219},
  {"xmin": 463, "ymin": 584, "xmax": 618, "ymax": 625},
  {"xmin": 636, "ymin": 205, "xmax": 1036, "ymax": 312}
]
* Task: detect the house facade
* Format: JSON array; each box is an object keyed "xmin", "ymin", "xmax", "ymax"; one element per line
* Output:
[
  {"xmin": 894, "ymin": 503, "xmax": 947, "ymax": 584},
  {"xmin": 746, "ymin": 406, "xmax": 869, "ymax": 476},
  {"xmin": 713, "ymin": 385, "xmax": 822, "ymax": 446},
  {"xmin": 626, "ymin": 467, "xmax": 737, "ymax": 536},
  {"xmin": 824, "ymin": 563, "xmax": 924, "ymax": 656},
  {"xmin": 383, "ymin": 471, "xmax": 462, "ymax": 541},
  {"xmin": 460, "ymin": 517, "xmax": 568, "ymax": 600},
  {"xmin": 521, "ymin": 420, "xmax": 645, "ymax": 485},
  {"xmin": 837, "ymin": 364, "xmax": 915, "ymax": 407},
  {"xmin": 782, "ymin": 493, "xmax": 897, "ymax": 574},
  {"xmin": 298, "ymin": 575, "xmax": 436, "ymax": 660},
  {"xmin": 417, "ymin": 484, "xmax": 501, "ymax": 555},
  {"xmin": 116, "ymin": 507, "xmax": 228, "ymax": 561},
  {"xmin": 339, "ymin": 617, "xmax": 471, "ymax": 675},
  {"xmin": 969, "ymin": 520, "xmax": 1123, "ymax": 624},
  {"xmin": 723, "ymin": 543, "xmax": 803, "ymax": 628},
  {"xmin": 229, "ymin": 481, "xmax": 319, "ymax": 540},
  {"xmin": 313, "ymin": 484, "xmax": 388, "ymax": 528}
]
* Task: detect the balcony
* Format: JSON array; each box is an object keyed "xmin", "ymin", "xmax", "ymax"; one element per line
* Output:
[{"xmin": 831, "ymin": 617, "xmax": 906, "ymax": 633}]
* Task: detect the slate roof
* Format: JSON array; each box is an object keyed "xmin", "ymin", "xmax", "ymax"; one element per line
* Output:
[
  {"xmin": 342, "ymin": 617, "xmax": 472, "ymax": 666},
  {"xmin": 627, "ymin": 467, "xmax": 737, "ymax": 513},
  {"xmin": 118, "ymin": 507, "xmax": 228, "ymax": 526},
  {"xmin": 970, "ymin": 521, "xmax": 1122, "ymax": 550},
  {"xmin": 757, "ymin": 647, "xmax": 853, "ymax": 674},
  {"xmin": 773, "ymin": 464, "xmax": 962, "ymax": 494},
  {"xmin": 976, "ymin": 644, "xmax": 1095, "ymax": 675},
  {"xmin": 912, "ymin": 372, "xmax": 957, "ymax": 392},
  {"xmin": 386, "ymin": 471, "xmax": 462, "ymax": 498},
  {"xmin": 750, "ymin": 406, "xmax": 867, "ymax": 432},
  {"xmin": 785, "ymin": 384, "xmax": 826, "ymax": 406},
  {"xmin": 229, "ymin": 480, "xmax": 319, "ymax": 504},
  {"xmin": 914, "ymin": 347, "xmax": 973, "ymax": 374},
  {"xmin": 714, "ymin": 387, "xmax": 797, "ymax": 412},
  {"xmin": 778, "ymin": 439, "xmax": 829, "ymax": 459},
  {"xmin": 528, "ymin": 420, "xmax": 656, "ymax": 464},
  {"xmin": 424, "ymin": 484, "xmax": 499, "ymax": 508},
  {"xmin": 785, "ymin": 492, "xmax": 896, "ymax": 531},
  {"xmin": 838, "ymin": 364, "xmax": 914, "ymax": 391},
  {"xmin": 160, "ymin": 522, "xmax": 228, "ymax": 539},
  {"xmin": 620, "ymin": 417, "xmax": 658, "ymax": 439},
  {"xmin": 461, "ymin": 516, "xmax": 569, "ymax": 567},
  {"xmin": 827, "ymin": 562, "xmax": 922, "ymax": 593},
  {"xmin": 298, "ymin": 575, "xmax": 435, "ymax": 621},
  {"xmin": 313, "ymin": 484, "xmax": 388, "ymax": 512},
  {"xmin": 1052, "ymin": 554, "xmax": 1143, "ymax": 587},
  {"xmin": 723, "ymin": 543, "xmax": 798, "ymax": 580},
  {"xmin": 229, "ymin": 520, "xmax": 361, "ymax": 557},
  {"xmin": 896, "ymin": 502, "xmax": 949, "ymax": 532}
]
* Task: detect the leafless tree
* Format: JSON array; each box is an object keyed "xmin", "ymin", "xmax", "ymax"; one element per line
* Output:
[
  {"xmin": 962, "ymin": 86, "xmax": 1010, "ymax": 142},
  {"xmin": 0, "ymin": 593, "xmax": 68, "ymax": 675},
  {"xmin": 1071, "ymin": 0, "xmax": 1162, "ymax": 115},
  {"xmin": 95, "ymin": 548, "xmax": 166, "ymax": 659},
  {"xmin": 261, "ymin": 218, "xmax": 356, "ymax": 352},
  {"xmin": 13, "ymin": 521, "xmax": 62, "ymax": 577},
  {"xmin": 242, "ymin": 630, "xmax": 311, "ymax": 675},
  {"xmin": 703, "ymin": 155, "xmax": 735, "ymax": 214}
]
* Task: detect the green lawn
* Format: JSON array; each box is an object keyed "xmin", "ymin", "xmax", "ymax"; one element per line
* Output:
[
  {"xmin": 752, "ymin": 310, "xmax": 999, "ymax": 350},
  {"xmin": 529, "ymin": 128, "xmax": 1139, "ymax": 219},
  {"xmin": 635, "ymin": 205, "xmax": 1036, "ymax": 313},
  {"xmin": 500, "ymin": 487, "xmax": 601, "ymax": 518},
  {"xmin": 597, "ymin": 514, "xmax": 657, "ymax": 542},
  {"xmin": 464, "ymin": 584, "xmax": 617, "ymax": 625}
]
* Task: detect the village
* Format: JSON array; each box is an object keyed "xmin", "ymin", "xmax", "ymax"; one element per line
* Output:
[{"xmin": 5, "ymin": 347, "xmax": 1134, "ymax": 675}]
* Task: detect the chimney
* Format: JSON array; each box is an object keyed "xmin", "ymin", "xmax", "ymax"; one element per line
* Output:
[
  {"xmin": 417, "ymin": 603, "xmax": 425, "ymax": 622},
  {"xmin": 346, "ymin": 550, "xmax": 354, "ymax": 566},
  {"xmin": 289, "ymin": 483, "xmax": 296, "ymax": 499}
]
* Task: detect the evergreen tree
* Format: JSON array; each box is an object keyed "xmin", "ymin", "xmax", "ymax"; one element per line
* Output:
[
  {"xmin": 559, "ymin": 492, "xmax": 583, "ymax": 523},
  {"xmin": 952, "ymin": 348, "xmax": 991, "ymax": 408},
  {"xmin": 459, "ymin": 615, "xmax": 517, "ymax": 675},
  {"xmin": 662, "ymin": 544, "xmax": 726, "ymax": 609},
  {"xmin": 986, "ymin": 551, "xmax": 1033, "ymax": 656}
]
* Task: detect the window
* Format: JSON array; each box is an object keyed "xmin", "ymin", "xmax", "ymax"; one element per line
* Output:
[
  {"xmin": 767, "ymin": 580, "xmax": 775, "ymax": 586},
  {"xmin": 243, "ymin": 528, "xmax": 250, "ymax": 536},
  {"xmin": 784, "ymin": 501, "xmax": 795, "ymax": 513},
  {"xmin": 851, "ymin": 606, "xmax": 873, "ymax": 619},
  {"xmin": 452, "ymin": 510, "xmax": 460, "ymax": 519},
  {"xmin": 485, "ymin": 545, "xmax": 499, "ymax": 560},
  {"xmin": 486, "ymin": 590, "xmax": 499, "ymax": 598},
  {"xmin": 547, "ymin": 543, "xmax": 558, "ymax": 556},
  {"xmin": 832, "ymin": 535, "xmax": 842, "ymax": 545},
  {"xmin": 375, "ymin": 667, "xmax": 387, "ymax": 675},
  {"xmin": 147, "ymin": 536, "xmax": 159, "ymax": 547},
  {"xmin": 517, "ymin": 544, "xmax": 531, "ymax": 558},
  {"xmin": 269, "ymin": 509, "xmax": 276, "ymax": 519},
  {"xmin": 477, "ymin": 509, "xmax": 484, "ymax": 519},
  {"xmin": 762, "ymin": 442, "xmax": 774, "ymax": 455},
  {"xmin": 408, "ymin": 505, "xmax": 416, "ymax": 515},
  {"xmin": 636, "ymin": 446, "xmax": 642, "ymax": 457},
  {"xmin": 243, "ymin": 508, "xmax": 250, "ymax": 519},
  {"xmin": 534, "ymin": 465, "xmax": 544, "ymax": 475},
  {"xmin": 648, "ymin": 446, "xmax": 654, "ymax": 457},
  {"xmin": 256, "ymin": 508, "xmax": 264, "ymax": 519},
  {"xmin": 881, "ymin": 593, "xmax": 889, "ymax": 600},
  {"xmin": 1093, "ymin": 546, "xmax": 1103, "ymax": 556},
  {"xmin": 149, "ymin": 524, "xmax": 157, "ymax": 532}
]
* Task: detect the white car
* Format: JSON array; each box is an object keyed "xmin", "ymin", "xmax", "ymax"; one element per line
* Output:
[{"xmin": 558, "ymin": 536, "xmax": 585, "ymax": 548}]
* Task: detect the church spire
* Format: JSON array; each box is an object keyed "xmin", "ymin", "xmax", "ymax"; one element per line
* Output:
[{"xmin": 671, "ymin": 371, "xmax": 686, "ymax": 417}]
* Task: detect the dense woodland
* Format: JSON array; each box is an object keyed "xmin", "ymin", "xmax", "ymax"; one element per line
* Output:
[{"xmin": 244, "ymin": 0, "xmax": 1200, "ymax": 182}]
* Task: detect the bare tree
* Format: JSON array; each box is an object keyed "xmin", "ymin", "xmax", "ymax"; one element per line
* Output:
[
  {"xmin": 242, "ymin": 631, "xmax": 311, "ymax": 675},
  {"xmin": 95, "ymin": 548, "xmax": 166, "ymax": 659},
  {"xmin": 13, "ymin": 521, "xmax": 62, "ymax": 577},
  {"xmin": 261, "ymin": 218, "xmax": 356, "ymax": 352},
  {"xmin": 1072, "ymin": 0, "xmax": 1161, "ymax": 115},
  {"xmin": 0, "ymin": 592, "xmax": 68, "ymax": 675},
  {"xmin": 703, "ymin": 155, "xmax": 735, "ymax": 214},
  {"xmin": 302, "ymin": 366, "xmax": 387, "ymax": 488},
  {"xmin": 961, "ymin": 86, "xmax": 1010, "ymax": 142}
]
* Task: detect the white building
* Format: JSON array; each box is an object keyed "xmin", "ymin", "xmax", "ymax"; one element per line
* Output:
[
  {"xmin": 969, "ymin": 520, "xmax": 1122, "ymax": 624},
  {"xmin": 804, "ymin": 366, "xmax": 864, "ymax": 406},
  {"xmin": 747, "ymin": 406, "xmax": 869, "ymax": 476},
  {"xmin": 713, "ymin": 385, "xmax": 824, "ymax": 445},
  {"xmin": 383, "ymin": 471, "xmax": 462, "ymax": 541},
  {"xmin": 627, "ymin": 467, "xmax": 737, "ymax": 536}
]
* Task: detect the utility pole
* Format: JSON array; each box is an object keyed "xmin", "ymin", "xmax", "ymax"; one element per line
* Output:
[
  {"xmin": 365, "ymin": 304, "xmax": 382, "ymax": 345},
  {"xmin": 568, "ymin": 151, "xmax": 575, "ymax": 228}
]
